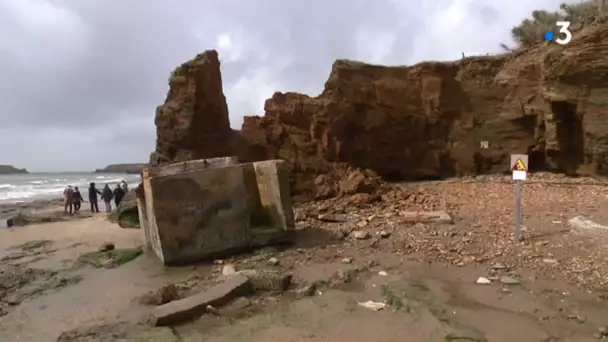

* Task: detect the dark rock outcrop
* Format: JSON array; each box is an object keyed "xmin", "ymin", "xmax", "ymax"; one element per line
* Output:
[
  {"xmin": 149, "ymin": 24, "xmax": 608, "ymax": 196},
  {"xmin": 108, "ymin": 190, "xmax": 139, "ymax": 228},
  {"xmin": 94, "ymin": 164, "xmax": 145, "ymax": 174},
  {"xmin": 0, "ymin": 165, "xmax": 28, "ymax": 174}
]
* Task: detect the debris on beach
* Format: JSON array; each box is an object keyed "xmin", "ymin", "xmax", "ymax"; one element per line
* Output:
[{"xmin": 357, "ymin": 300, "xmax": 387, "ymax": 311}]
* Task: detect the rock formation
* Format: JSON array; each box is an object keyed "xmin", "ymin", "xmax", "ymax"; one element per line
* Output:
[
  {"xmin": 0, "ymin": 165, "xmax": 28, "ymax": 174},
  {"xmin": 94, "ymin": 163, "xmax": 145, "ymax": 174},
  {"xmin": 151, "ymin": 50, "xmax": 236, "ymax": 164},
  {"xmin": 108, "ymin": 190, "xmax": 139, "ymax": 228},
  {"xmin": 150, "ymin": 24, "xmax": 608, "ymax": 195}
]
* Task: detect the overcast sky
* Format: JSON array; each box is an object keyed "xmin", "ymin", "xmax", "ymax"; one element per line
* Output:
[{"xmin": 0, "ymin": 0, "xmax": 567, "ymax": 172}]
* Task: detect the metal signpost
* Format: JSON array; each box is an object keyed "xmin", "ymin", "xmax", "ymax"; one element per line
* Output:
[{"xmin": 510, "ymin": 154, "xmax": 528, "ymax": 243}]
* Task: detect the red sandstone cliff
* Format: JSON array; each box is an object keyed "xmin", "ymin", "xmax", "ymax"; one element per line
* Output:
[
  {"xmin": 151, "ymin": 24, "xmax": 608, "ymax": 194},
  {"xmin": 151, "ymin": 50, "xmax": 235, "ymax": 164}
]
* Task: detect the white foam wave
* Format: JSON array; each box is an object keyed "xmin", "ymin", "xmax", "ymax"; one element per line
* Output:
[{"xmin": 0, "ymin": 173, "xmax": 140, "ymax": 203}]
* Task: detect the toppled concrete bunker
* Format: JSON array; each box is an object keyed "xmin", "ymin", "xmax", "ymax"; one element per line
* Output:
[{"xmin": 137, "ymin": 157, "xmax": 295, "ymax": 265}]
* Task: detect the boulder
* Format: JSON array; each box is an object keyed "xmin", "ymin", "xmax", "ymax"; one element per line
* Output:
[{"xmin": 108, "ymin": 190, "xmax": 139, "ymax": 228}]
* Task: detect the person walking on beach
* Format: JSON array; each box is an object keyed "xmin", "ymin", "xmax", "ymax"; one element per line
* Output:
[
  {"xmin": 88, "ymin": 182, "xmax": 101, "ymax": 213},
  {"xmin": 63, "ymin": 185, "xmax": 74, "ymax": 215},
  {"xmin": 73, "ymin": 186, "xmax": 84, "ymax": 213},
  {"xmin": 101, "ymin": 184, "xmax": 114, "ymax": 212},
  {"xmin": 113, "ymin": 184, "xmax": 125, "ymax": 207},
  {"xmin": 121, "ymin": 180, "xmax": 129, "ymax": 192}
]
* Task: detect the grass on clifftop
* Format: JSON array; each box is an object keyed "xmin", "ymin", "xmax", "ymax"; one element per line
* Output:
[{"xmin": 505, "ymin": 0, "xmax": 604, "ymax": 49}]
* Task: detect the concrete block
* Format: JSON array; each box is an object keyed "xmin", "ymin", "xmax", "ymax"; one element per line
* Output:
[
  {"xmin": 138, "ymin": 158, "xmax": 295, "ymax": 265},
  {"xmin": 148, "ymin": 164, "xmax": 251, "ymax": 265},
  {"xmin": 149, "ymin": 274, "xmax": 252, "ymax": 326},
  {"xmin": 252, "ymin": 160, "xmax": 295, "ymax": 233}
]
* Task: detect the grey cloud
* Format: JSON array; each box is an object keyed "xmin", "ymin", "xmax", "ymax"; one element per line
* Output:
[{"xmin": 0, "ymin": 0, "xmax": 565, "ymax": 171}]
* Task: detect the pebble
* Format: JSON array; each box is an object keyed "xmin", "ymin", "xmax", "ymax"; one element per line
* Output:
[
  {"xmin": 352, "ymin": 231, "xmax": 371, "ymax": 240},
  {"xmin": 476, "ymin": 277, "xmax": 492, "ymax": 285},
  {"xmin": 567, "ymin": 313, "xmax": 586, "ymax": 323},
  {"xmin": 499, "ymin": 276, "xmax": 521, "ymax": 285},
  {"xmin": 267, "ymin": 257, "xmax": 280, "ymax": 266},
  {"xmin": 357, "ymin": 300, "xmax": 386, "ymax": 311},
  {"xmin": 491, "ymin": 263, "xmax": 507, "ymax": 270},
  {"xmin": 295, "ymin": 285, "xmax": 317, "ymax": 297},
  {"xmin": 596, "ymin": 326, "xmax": 608, "ymax": 339},
  {"xmin": 542, "ymin": 258, "xmax": 559, "ymax": 266},
  {"xmin": 205, "ymin": 305, "xmax": 219, "ymax": 315},
  {"xmin": 341, "ymin": 258, "xmax": 353, "ymax": 264},
  {"xmin": 98, "ymin": 242, "xmax": 115, "ymax": 252},
  {"xmin": 357, "ymin": 220, "xmax": 368, "ymax": 228},
  {"xmin": 318, "ymin": 214, "xmax": 348, "ymax": 222},
  {"xmin": 378, "ymin": 270, "xmax": 388, "ymax": 276},
  {"xmin": 221, "ymin": 264, "xmax": 237, "ymax": 275},
  {"xmin": 378, "ymin": 230, "xmax": 391, "ymax": 238}
]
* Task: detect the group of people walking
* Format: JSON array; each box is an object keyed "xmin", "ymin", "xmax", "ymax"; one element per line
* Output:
[{"xmin": 63, "ymin": 181, "xmax": 129, "ymax": 215}]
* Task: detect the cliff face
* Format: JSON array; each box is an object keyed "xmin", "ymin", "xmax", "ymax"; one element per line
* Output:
[
  {"xmin": 150, "ymin": 24, "xmax": 608, "ymax": 194},
  {"xmin": 95, "ymin": 164, "xmax": 145, "ymax": 174},
  {"xmin": 0, "ymin": 165, "xmax": 28, "ymax": 174}
]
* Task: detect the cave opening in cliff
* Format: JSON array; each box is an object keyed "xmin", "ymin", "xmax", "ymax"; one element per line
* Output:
[
  {"xmin": 381, "ymin": 171, "xmax": 443, "ymax": 183},
  {"xmin": 551, "ymin": 101, "xmax": 583, "ymax": 174},
  {"xmin": 382, "ymin": 171, "xmax": 405, "ymax": 182}
]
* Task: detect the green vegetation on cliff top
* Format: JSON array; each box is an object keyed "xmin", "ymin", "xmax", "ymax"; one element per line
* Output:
[{"xmin": 507, "ymin": 0, "xmax": 604, "ymax": 49}]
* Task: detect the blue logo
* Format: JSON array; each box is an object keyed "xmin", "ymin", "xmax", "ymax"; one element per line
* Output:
[{"xmin": 543, "ymin": 31, "xmax": 554, "ymax": 41}]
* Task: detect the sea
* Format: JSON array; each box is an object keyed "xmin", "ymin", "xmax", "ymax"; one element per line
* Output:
[{"xmin": 0, "ymin": 173, "xmax": 142, "ymax": 204}]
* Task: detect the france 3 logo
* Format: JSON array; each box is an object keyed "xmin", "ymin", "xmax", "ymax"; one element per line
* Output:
[{"xmin": 543, "ymin": 21, "xmax": 572, "ymax": 45}]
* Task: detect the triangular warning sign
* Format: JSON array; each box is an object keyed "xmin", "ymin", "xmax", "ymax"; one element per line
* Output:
[{"xmin": 512, "ymin": 158, "xmax": 527, "ymax": 171}]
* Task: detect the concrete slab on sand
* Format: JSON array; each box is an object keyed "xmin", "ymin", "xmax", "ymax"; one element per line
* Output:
[{"xmin": 148, "ymin": 274, "xmax": 252, "ymax": 326}]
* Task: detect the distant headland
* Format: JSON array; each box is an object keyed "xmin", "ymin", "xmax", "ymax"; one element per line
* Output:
[
  {"xmin": 0, "ymin": 165, "xmax": 28, "ymax": 174},
  {"xmin": 94, "ymin": 163, "xmax": 145, "ymax": 174}
]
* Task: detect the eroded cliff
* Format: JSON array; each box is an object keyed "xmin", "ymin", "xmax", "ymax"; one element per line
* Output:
[{"xmin": 150, "ymin": 24, "xmax": 608, "ymax": 195}]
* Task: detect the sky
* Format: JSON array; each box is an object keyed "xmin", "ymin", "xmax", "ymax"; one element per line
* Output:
[{"xmin": 0, "ymin": 0, "xmax": 569, "ymax": 172}]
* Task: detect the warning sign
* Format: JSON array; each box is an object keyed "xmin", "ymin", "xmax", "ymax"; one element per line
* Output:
[
  {"xmin": 512, "ymin": 158, "xmax": 527, "ymax": 171},
  {"xmin": 510, "ymin": 154, "xmax": 529, "ymax": 173}
]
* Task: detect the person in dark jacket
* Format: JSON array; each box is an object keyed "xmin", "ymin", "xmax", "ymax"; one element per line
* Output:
[
  {"xmin": 101, "ymin": 184, "xmax": 114, "ymax": 212},
  {"xmin": 73, "ymin": 186, "xmax": 85, "ymax": 213},
  {"xmin": 113, "ymin": 184, "xmax": 125, "ymax": 207},
  {"xmin": 88, "ymin": 182, "xmax": 102, "ymax": 213}
]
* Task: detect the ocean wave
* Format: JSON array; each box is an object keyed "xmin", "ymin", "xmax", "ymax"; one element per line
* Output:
[{"xmin": 0, "ymin": 173, "xmax": 140, "ymax": 203}]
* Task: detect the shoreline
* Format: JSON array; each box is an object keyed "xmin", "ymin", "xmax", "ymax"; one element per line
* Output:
[{"xmin": 0, "ymin": 197, "xmax": 95, "ymax": 227}]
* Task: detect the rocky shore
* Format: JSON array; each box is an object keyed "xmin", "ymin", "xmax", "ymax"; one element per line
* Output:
[{"xmin": 0, "ymin": 198, "xmax": 92, "ymax": 227}]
